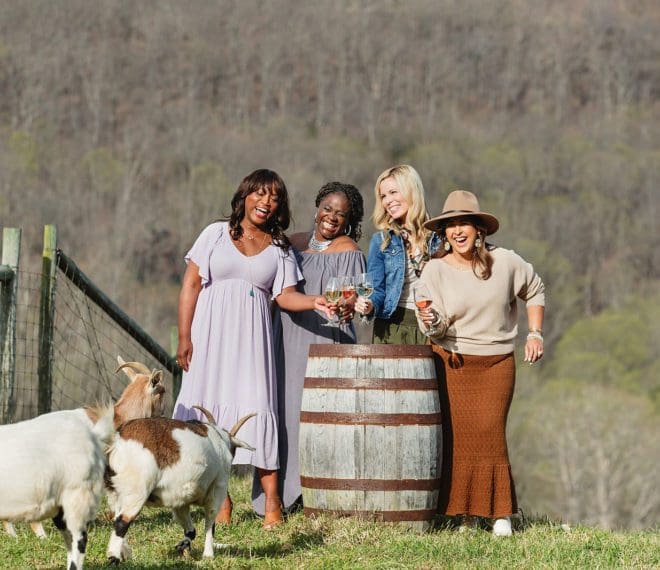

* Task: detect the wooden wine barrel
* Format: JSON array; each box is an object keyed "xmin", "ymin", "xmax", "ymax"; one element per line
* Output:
[{"xmin": 299, "ymin": 344, "xmax": 442, "ymax": 531}]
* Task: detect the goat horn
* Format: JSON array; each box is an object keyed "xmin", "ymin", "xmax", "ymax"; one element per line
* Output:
[
  {"xmin": 115, "ymin": 361, "xmax": 152, "ymax": 375},
  {"xmin": 229, "ymin": 413, "xmax": 256, "ymax": 437},
  {"xmin": 192, "ymin": 405, "xmax": 216, "ymax": 425}
]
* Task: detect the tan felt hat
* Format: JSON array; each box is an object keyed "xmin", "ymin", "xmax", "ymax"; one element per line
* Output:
[{"xmin": 424, "ymin": 190, "xmax": 499, "ymax": 235}]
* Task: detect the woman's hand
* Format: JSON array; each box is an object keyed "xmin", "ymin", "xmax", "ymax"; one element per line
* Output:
[
  {"xmin": 417, "ymin": 306, "xmax": 438, "ymax": 326},
  {"xmin": 524, "ymin": 335, "xmax": 544, "ymax": 364},
  {"xmin": 354, "ymin": 297, "xmax": 373, "ymax": 316},
  {"xmin": 177, "ymin": 338, "xmax": 193, "ymax": 372},
  {"xmin": 525, "ymin": 307, "xmax": 544, "ymax": 364},
  {"xmin": 314, "ymin": 296, "xmax": 334, "ymax": 319},
  {"xmin": 339, "ymin": 298, "xmax": 355, "ymax": 323}
]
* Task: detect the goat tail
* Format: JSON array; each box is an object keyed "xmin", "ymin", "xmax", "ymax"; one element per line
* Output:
[{"xmin": 90, "ymin": 404, "xmax": 116, "ymax": 448}]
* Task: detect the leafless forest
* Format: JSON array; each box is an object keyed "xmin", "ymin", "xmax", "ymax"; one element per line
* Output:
[{"xmin": 0, "ymin": 0, "xmax": 658, "ymax": 529}]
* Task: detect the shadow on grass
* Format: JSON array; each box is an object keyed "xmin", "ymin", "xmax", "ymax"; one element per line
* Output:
[
  {"xmin": 85, "ymin": 560, "xmax": 199, "ymax": 570},
  {"xmin": 87, "ymin": 507, "xmax": 327, "ymax": 564},
  {"xmin": 431, "ymin": 510, "xmax": 564, "ymax": 534},
  {"xmin": 218, "ymin": 525, "xmax": 327, "ymax": 559}
]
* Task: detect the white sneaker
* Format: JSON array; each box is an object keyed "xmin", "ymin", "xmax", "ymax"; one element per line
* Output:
[{"xmin": 492, "ymin": 517, "xmax": 512, "ymax": 537}]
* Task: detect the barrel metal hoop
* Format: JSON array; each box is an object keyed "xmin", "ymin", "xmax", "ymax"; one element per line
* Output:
[
  {"xmin": 304, "ymin": 507, "xmax": 437, "ymax": 522},
  {"xmin": 300, "ymin": 411, "xmax": 441, "ymax": 426},
  {"xmin": 304, "ymin": 377, "xmax": 439, "ymax": 390},
  {"xmin": 301, "ymin": 476, "xmax": 441, "ymax": 491},
  {"xmin": 308, "ymin": 344, "xmax": 434, "ymax": 358}
]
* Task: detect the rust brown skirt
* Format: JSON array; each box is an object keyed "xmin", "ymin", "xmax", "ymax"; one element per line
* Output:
[{"xmin": 432, "ymin": 345, "xmax": 517, "ymax": 518}]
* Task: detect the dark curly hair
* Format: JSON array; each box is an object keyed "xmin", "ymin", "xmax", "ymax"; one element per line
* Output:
[
  {"xmin": 436, "ymin": 217, "xmax": 493, "ymax": 280},
  {"xmin": 229, "ymin": 169, "xmax": 291, "ymax": 250},
  {"xmin": 314, "ymin": 181, "xmax": 364, "ymax": 242}
]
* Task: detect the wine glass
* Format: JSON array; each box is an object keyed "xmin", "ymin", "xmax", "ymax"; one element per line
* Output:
[
  {"xmin": 356, "ymin": 272, "xmax": 374, "ymax": 320},
  {"xmin": 322, "ymin": 277, "xmax": 342, "ymax": 327},
  {"xmin": 339, "ymin": 275, "xmax": 356, "ymax": 323},
  {"xmin": 413, "ymin": 282, "xmax": 441, "ymax": 336}
]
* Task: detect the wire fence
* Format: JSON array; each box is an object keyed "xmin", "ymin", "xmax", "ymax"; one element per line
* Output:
[{"xmin": 8, "ymin": 266, "xmax": 176, "ymax": 423}]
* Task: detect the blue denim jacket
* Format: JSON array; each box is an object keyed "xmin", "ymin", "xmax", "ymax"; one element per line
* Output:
[{"xmin": 367, "ymin": 230, "xmax": 441, "ymax": 319}]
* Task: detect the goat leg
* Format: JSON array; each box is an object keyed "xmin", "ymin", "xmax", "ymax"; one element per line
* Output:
[
  {"xmin": 52, "ymin": 508, "xmax": 73, "ymax": 552},
  {"xmin": 107, "ymin": 514, "xmax": 134, "ymax": 564},
  {"xmin": 53, "ymin": 506, "xmax": 89, "ymax": 570},
  {"xmin": 31, "ymin": 521, "xmax": 47, "ymax": 538},
  {"xmin": 172, "ymin": 506, "xmax": 196, "ymax": 556},
  {"xmin": 202, "ymin": 484, "xmax": 228, "ymax": 557},
  {"xmin": 3, "ymin": 521, "xmax": 17, "ymax": 538}
]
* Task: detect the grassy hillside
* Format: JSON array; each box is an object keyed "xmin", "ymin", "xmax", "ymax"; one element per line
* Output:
[{"xmin": 2, "ymin": 476, "xmax": 657, "ymax": 569}]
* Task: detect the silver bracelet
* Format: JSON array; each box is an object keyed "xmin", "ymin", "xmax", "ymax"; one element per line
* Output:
[
  {"xmin": 527, "ymin": 332, "xmax": 544, "ymax": 342},
  {"xmin": 431, "ymin": 311, "xmax": 445, "ymax": 327}
]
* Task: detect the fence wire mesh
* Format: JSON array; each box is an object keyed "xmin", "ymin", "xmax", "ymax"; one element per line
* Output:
[{"xmin": 8, "ymin": 268, "xmax": 175, "ymax": 423}]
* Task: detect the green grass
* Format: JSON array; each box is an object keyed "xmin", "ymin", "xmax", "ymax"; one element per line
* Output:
[{"xmin": 1, "ymin": 476, "xmax": 658, "ymax": 569}]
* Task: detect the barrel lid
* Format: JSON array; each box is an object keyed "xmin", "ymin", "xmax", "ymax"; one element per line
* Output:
[{"xmin": 308, "ymin": 344, "xmax": 434, "ymax": 358}]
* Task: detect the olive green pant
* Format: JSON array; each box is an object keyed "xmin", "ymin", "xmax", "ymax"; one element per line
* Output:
[{"xmin": 373, "ymin": 306, "xmax": 428, "ymax": 345}]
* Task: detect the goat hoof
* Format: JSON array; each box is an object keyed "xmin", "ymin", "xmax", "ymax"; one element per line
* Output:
[
  {"xmin": 108, "ymin": 556, "xmax": 121, "ymax": 565},
  {"xmin": 175, "ymin": 538, "xmax": 191, "ymax": 555}
]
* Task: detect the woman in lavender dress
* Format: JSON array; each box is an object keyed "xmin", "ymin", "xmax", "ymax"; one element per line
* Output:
[
  {"xmin": 252, "ymin": 182, "xmax": 366, "ymax": 515},
  {"xmin": 173, "ymin": 169, "xmax": 330, "ymax": 529}
]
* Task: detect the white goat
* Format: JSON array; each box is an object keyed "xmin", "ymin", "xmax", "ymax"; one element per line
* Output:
[
  {"xmin": 105, "ymin": 407, "xmax": 254, "ymax": 563},
  {"xmin": 0, "ymin": 404, "xmax": 114, "ymax": 570},
  {"xmin": 0, "ymin": 356, "xmax": 165, "ymax": 569}
]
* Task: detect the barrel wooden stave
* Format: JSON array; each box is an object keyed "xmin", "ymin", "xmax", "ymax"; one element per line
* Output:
[
  {"xmin": 299, "ymin": 424, "xmax": 441, "ymax": 480},
  {"xmin": 304, "ymin": 489, "xmax": 437, "ymax": 513}
]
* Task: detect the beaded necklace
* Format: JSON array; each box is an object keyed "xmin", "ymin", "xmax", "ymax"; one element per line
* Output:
[{"xmin": 308, "ymin": 231, "xmax": 332, "ymax": 252}]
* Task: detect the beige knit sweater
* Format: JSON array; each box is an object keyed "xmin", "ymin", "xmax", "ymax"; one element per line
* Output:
[{"xmin": 419, "ymin": 247, "xmax": 545, "ymax": 356}]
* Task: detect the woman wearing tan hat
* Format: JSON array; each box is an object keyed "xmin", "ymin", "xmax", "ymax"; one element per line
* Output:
[
  {"xmin": 417, "ymin": 189, "xmax": 545, "ymax": 537},
  {"xmin": 355, "ymin": 164, "xmax": 440, "ymax": 343}
]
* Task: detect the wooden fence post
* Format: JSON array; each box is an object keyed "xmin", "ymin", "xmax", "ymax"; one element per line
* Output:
[
  {"xmin": 0, "ymin": 228, "xmax": 21, "ymax": 423},
  {"xmin": 38, "ymin": 225, "xmax": 57, "ymax": 415},
  {"xmin": 170, "ymin": 325, "xmax": 182, "ymax": 401}
]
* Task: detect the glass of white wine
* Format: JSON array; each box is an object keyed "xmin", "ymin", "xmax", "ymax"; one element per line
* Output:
[
  {"xmin": 322, "ymin": 276, "xmax": 342, "ymax": 327},
  {"xmin": 413, "ymin": 282, "xmax": 442, "ymax": 336},
  {"xmin": 356, "ymin": 272, "xmax": 374, "ymax": 320}
]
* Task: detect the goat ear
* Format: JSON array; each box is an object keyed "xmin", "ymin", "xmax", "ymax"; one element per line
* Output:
[
  {"xmin": 151, "ymin": 370, "xmax": 164, "ymax": 388},
  {"xmin": 230, "ymin": 436, "xmax": 255, "ymax": 452}
]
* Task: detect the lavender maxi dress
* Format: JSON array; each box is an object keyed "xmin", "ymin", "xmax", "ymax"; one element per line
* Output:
[
  {"xmin": 173, "ymin": 222, "xmax": 302, "ymax": 469},
  {"xmin": 252, "ymin": 249, "xmax": 366, "ymax": 514}
]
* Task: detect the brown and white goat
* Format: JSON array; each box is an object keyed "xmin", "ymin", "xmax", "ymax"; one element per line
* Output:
[
  {"xmin": 105, "ymin": 407, "xmax": 254, "ymax": 563},
  {"xmin": 0, "ymin": 356, "xmax": 165, "ymax": 569},
  {"xmin": 112, "ymin": 356, "xmax": 166, "ymax": 427}
]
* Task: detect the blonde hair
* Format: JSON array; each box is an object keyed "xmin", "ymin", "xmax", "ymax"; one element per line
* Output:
[{"xmin": 372, "ymin": 164, "xmax": 432, "ymax": 252}]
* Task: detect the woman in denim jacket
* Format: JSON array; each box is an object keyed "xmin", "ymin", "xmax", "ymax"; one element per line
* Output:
[{"xmin": 355, "ymin": 165, "xmax": 440, "ymax": 343}]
